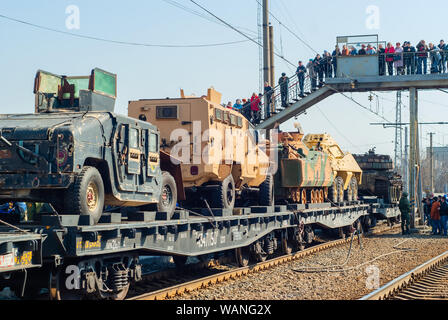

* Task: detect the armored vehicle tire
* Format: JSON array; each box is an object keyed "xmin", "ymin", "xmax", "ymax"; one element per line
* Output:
[
  {"xmin": 345, "ymin": 181, "xmax": 353, "ymax": 202},
  {"xmin": 158, "ymin": 172, "xmax": 177, "ymax": 216},
  {"xmin": 64, "ymin": 166, "xmax": 105, "ymax": 224},
  {"xmin": 259, "ymin": 175, "xmax": 274, "ymax": 206},
  {"xmin": 208, "ymin": 175, "xmax": 235, "ymax": 209},
  {"xmin": 329, "ymin": 177, "xmax": 344, "ymax": 203},
  {"xmin": 351, "ymin": 177, "xmax": 358, "ymax": 201}
]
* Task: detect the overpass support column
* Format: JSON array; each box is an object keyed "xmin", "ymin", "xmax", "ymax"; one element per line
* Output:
[{"xmin": 409, "ymin": 88, "xmax": 424, "ymax": 228}]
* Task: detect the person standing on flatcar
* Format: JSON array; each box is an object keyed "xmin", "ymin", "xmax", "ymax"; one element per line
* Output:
[{"xmin": 394, "ymin": 42, "xmax": 404, "ymax": 75}]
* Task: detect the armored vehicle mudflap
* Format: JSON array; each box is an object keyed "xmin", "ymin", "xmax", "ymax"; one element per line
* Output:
[
  {"xmin": 0, "ymin": 204, "xmax": 370, "ymax": 260},
  {"xmin": 0, "ymin": 232, "xmax": 43, "ymax": 273}
]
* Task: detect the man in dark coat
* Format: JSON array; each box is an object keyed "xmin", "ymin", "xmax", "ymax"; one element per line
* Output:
[
  {"xmin": 279, "ymin": 73, "xmax": 290, "ymax": 108},
  {"xmin": 296, "ymin": 61, "xmax": 307, "ymax": 98},
  {"xmin": 440, "ymin": 196, "xmax": 448, "ymax": 236},
  {"xmin": 399, "ymin": 192, "xmax": 411, "ymax": 235}
]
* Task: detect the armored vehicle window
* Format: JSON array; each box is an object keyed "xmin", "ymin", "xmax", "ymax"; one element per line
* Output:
[
  {"xmin": 237, "ymin": 116, "xmax": 243, "ymax": 127},
  {"xmin": 215, "ymin": 109, "xmax": 223, "ymax": 121},
  {"xmin": 230, "ymin": 114, "xmax": 237, "ymax": 126},
  {"xmin": 156, "ymin": 106, "xmax": 178, "ymax": 119},
  {"xmin": 223, "ymin": 111, "xmax": 230, "ymax": 124},
  {"xmin": 129, "ymin": 128, "xmax": 139, "ymax": 149},
  {"xmin": 149, "ymin": 133, "xmax": 158, "ymax": 153}
]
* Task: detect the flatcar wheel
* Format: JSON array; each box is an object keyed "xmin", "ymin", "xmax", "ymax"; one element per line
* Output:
[
  {"xmin": 173, "ymin": 256, "xmax": 188, "ymax": 268},
  {"xmin": 282, "ymin": 237, "xmax": 293, "ymax": 255},
  {"xmin": 235, "ymin": 247, "xmax": 250, "ymax": 267},
  {"xmin": 250, "ymin": 241, "xmax": 267, "ymax": 263}
]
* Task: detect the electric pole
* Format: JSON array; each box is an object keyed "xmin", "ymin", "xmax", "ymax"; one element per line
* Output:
[
  {"xmin": 394, "ymin": 91, "xmax": 403, "ymax": 172},
  {"xmin": 268, "ymin": 23, "xmax": 275, "ymax": 89},
  {"xmin": 429, "ymin": 132, "xmax": 435, "ymax": 195},
  {"xmin": 262, "ymin": 0, "xmax": 271, "ymax": 86}
]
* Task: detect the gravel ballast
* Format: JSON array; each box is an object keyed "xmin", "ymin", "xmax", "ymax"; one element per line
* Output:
[{"xmin": 172, "ymin": 226, "xmax": 448, "ymax": 300}]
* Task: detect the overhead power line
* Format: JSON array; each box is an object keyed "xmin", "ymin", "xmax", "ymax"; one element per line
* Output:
[
  {"xmin": 189, "ymin": 0, "xmax": 296, "ymax": 67},
  {"xmin": 0, "ymin": 13, "xmax": 252, "ymax": 48}
]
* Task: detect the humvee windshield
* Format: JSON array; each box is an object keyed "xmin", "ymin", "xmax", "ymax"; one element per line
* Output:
[{"xmin": 34, "ymin": 68, "xmax": 117, "ymax": 112}]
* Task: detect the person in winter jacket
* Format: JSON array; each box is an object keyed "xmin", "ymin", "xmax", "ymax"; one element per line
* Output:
[
  {"xmin": 394, "ymin": 42, "xmax": 404, "ymax": 75},
  {"xmin": 378, "ymin": 44, "xmax": 386, "ymax": 76},
  {"xmin": 438, "ymin": 40, "xmax": 447, "ymax": 73},
  {"xmin": 431, "ymin": 197, "xmax": 441, "ymax": 235},
  {"xmin": 307, "ymin": 59, "xmax": 317, "ymax": 91},
  {"xmin": 429, "ymin": 43, "xmax": 441, "ymax": 73},
  {"xmin": 278, "ymin": 74, "xmax": 290, "ymax": 108},
  {"xmin": 332, "ymin": 46, "xmax": 341, "ymax": 77},
  {"xmin": 385, "ymin": 42, "xmax": 395, "ymax": 76},
  {"xmin": 403, "ymin": 41, "xmax": 416, "ymax": 75},
  {"xmin": 440, "ymin": 196, "xmax": 448, "ymax": 236},
  {"xmin": 398, "ymin": 193, "xmax": 411, "ymax": 235},
  {"xmin": 296, "ymin": 61, "xmax": 307, "ymax": 98},
  {"xmin": 416, "ymin": 40, "xmax": 428, "ymax": 74}
]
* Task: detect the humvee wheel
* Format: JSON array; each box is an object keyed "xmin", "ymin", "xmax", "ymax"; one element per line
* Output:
[
  {"xmin": 259, "ymin": 175, "xmax": 274, "ymax": 206},
  {"xmin": 65, "ymin": 166, "xmax": 105, "ymax": 224},
  {"xmin": 210, "ymin": 175, "xmax": 235, "ymax": 209},
  {"xmin": 329, "ymin": 177, "xmax": 344, "ymax": 204},
  {"xmin": 158, "ymin": 172, "xmax": 177, "ymax": 216}
]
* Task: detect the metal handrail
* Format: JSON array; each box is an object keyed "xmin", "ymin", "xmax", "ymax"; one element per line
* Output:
[{"xmin": 242, "ymin": 49, "xmax": 448, "ymax": 126}]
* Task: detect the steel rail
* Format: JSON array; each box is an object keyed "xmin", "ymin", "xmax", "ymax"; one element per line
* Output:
[
  {"xmin": 361, "ymin": 249, "xmax": 448, "ymax": 300},
  {"xmin": 128, "ymin": 224, "xmax": 397, "ymax": 301}
]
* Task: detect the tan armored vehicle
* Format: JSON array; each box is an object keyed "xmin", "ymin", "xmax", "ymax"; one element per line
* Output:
[
  {"xmin": 128, "ymin": 88, "xmax": 272, "ymax": 209},
  {"xmin": 303, "ymin": 134, "xmax": 362, "ymax": 203}
]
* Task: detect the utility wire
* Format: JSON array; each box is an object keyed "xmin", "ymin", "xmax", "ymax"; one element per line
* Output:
[
  {"xmin": 254, "ymin": 0, "xmax": 318, "ymax": 55},
  {"xmin": 161, "ymin": 0, "xmax": 258, "ymax": 36},
  {"xmin": 0, "ymin": 13, "xmax": 253, "ymax": 48},
  {"xmin": 189, "ymin": 0, "xmax": 296, "ymax": 67}
]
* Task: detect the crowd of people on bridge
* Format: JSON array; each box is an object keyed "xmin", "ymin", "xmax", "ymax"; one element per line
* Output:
[{"xmin": 222, "ymin": 39, "xmax": 448, "ymax": 126}]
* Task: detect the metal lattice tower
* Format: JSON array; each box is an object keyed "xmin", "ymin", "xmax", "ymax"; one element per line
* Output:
[{"xmin": 394, "ymin": 90, "xmax": 403, "ymax": 172}]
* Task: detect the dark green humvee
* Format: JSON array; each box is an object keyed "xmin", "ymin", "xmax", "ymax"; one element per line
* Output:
[{"xmin": 0, "ymin": 68, "xmax": 180, "ymax": 223}]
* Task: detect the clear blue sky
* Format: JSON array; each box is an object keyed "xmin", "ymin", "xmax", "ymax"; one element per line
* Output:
[{"xmin": 1, "ymin": 0, "xmax": 448, "ymax": 158}]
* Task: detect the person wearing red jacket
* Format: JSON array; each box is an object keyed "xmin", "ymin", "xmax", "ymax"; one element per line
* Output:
[
  {"xmin": 250, "ymin": 93, "xmax": 261, "ymax": 124},
  {"xmin": 385, "ymin": 42, "xmax": 395, "ymax": 76}
]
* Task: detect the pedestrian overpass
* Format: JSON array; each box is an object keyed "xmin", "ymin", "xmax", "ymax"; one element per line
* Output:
[
  {"xmin": 257, "ymin": 72, "xmax": 448, "ymax": 130},
  {"xmin": 254, "ymin": 36, "xmax": 448, "ymax": 227}
]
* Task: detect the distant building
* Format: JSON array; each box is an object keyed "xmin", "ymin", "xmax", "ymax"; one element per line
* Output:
[{"xmin": 427, "ymin": 146, "xmax": 448, "ymax": 163}]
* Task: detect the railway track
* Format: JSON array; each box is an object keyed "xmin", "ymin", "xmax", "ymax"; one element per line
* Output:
[
  {"xmin": 128, "ymin": 223, "xmax": 398, "ymax": 300},
  {"xmin": 361, "ymin": 250, "xmax": 448, "ymax": 300}
]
